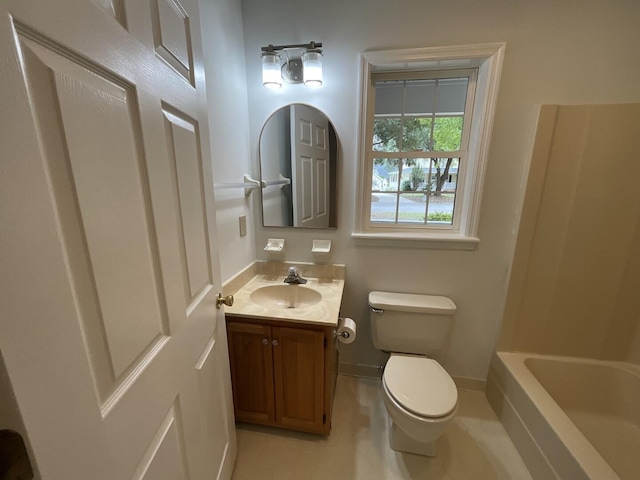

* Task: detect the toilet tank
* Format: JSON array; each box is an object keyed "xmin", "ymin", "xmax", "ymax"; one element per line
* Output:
[{"xmin": 369, "ymin": 291, "xmax": 456, "ymax": 355}]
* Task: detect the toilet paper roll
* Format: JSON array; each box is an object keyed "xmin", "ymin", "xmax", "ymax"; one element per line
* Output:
[{"xmin": 336, "ymin": 317, "xmax": 357, "ymax": 344}]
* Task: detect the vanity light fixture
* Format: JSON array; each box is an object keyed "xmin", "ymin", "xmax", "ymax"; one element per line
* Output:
[{"xmin": 260, "ymin": 41, "xmax": 323, "ymax": 88}]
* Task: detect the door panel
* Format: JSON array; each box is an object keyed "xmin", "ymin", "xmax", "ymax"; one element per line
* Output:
[
  {"xmin": 93, "ymin": 0, "xmax": 126, "ymax": 26},
  {"xmin": 0, "ymin": 1, "xmax": 233, "ymax": 479},
  {"xmin": 132, "ymin": 402, "xmax": 189, "ymax": 480},
  {"xmin": 300, "ymin": 156, "xmax": 313, "ymax": 221},
  {"xmin": 162, "ymin": 107, "xmax": 211, "ymax": 301},
  {"xmin": 315, "ymin": 157, "xmax": 328, "ymax": 217},
  {"xmin": 150, "ymin": 0, "xmax": 194, "ymax": 85},
  {"xmin": 194, "ymin": 336, "xmax": 230, "ymax": 479}
]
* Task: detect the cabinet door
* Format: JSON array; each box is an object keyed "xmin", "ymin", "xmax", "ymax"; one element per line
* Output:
[
  {"xmin": 227, "ymin": 322, "xmax": 275, "ymax": 424},
  {"xmin": 272, "ymin": 327, "xmax": 325, "ymax": 433}
]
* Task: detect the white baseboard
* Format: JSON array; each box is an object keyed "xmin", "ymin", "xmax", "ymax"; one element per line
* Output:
[
  {"xmin": 338, "ymin": 363, "xmax": 382, "ymax": 378},
  {"xmin": 452, "ymin": 376, "xmax": 486, "ymax": 391},
  {"xmin": 338, "ymin": 362, "xmax": 485, "ymax": 391}
]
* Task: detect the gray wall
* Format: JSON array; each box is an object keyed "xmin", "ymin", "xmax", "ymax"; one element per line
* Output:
[
  {"xmin": 231, "ymin": 0, "xmax": 640, "ymax": 382},
  {"xmin": 200, "ymin": 0, "xmax": 255, "ymax": 283}
]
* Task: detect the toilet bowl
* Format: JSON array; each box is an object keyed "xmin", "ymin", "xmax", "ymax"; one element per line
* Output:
[
  {"xmin": 369, "ymin": 291, "xmax": 458, "ymax": 457},
  {"xmin": 381, "ymin": 353, "xmax": 457, "ymax": 456}
]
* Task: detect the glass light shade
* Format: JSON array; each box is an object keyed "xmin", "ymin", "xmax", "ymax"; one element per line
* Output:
[
  {"xmin": 302, "ymin": 50, "xmax": 323, "ymax": 87},
  {"xmin": 262, "ymin": 53, "xmax": 282, "ymax": 89}
]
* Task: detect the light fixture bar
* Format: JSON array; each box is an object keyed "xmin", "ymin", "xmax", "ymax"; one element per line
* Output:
[
  {"xmin": 260, "ymin": 41, "xmax": 323, "ymax": 88},
  {"xmin": 261, "ymin": 41, "xmax": 322, "ymax": 53}
]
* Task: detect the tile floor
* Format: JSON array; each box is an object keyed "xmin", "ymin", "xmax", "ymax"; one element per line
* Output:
[{"xmin": 231, "ymin": 375, "xmax": 533, "ymax": 480}]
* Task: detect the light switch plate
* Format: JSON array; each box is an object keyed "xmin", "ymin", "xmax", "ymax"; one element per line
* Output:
[{"xmin": 239, "ymin": 215, "xmax": 247, "ymax": 237}]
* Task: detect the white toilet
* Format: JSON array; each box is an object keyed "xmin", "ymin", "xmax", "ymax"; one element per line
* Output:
[{"xmin": 369, "ymin": 291, "xmax": 458, "ymax": 457}]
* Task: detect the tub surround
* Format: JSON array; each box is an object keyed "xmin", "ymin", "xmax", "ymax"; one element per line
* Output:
[
  {"xmin": 223, "ymin": 261, "xmax": 345, "ymax": 326},
  {"xmin": 498, "ymin": 104, "xmax": 640, "ymax": 363}
]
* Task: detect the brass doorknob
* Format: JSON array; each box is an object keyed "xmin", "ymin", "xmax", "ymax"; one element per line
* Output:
[{"xmin": 216, "ymin": 293, "xmax": 234, "ymax": 309}]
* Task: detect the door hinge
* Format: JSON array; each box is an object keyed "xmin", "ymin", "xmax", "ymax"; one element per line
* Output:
[{"xmin": 322, "ymin": 414, "xmax": 326, "ymax": 424}]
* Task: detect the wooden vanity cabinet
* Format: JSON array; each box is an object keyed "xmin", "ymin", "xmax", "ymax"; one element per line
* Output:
[{"xmin": 226, "ymin": 316, "xmax": 338, "ymax": 435}]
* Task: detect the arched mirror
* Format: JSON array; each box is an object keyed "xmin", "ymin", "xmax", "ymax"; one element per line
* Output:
[{"xmin": 259, "ymin": 104, "xmax": 337, "ymax": 228}]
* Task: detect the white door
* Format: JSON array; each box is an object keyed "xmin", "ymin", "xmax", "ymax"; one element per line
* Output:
[
  {"xmin": 290, "ymin": 104, "xmax": 330, "ymax": 228},
  {"xmin": 0, "ymin": 1, "xmax": 235, "ymax": 480}
]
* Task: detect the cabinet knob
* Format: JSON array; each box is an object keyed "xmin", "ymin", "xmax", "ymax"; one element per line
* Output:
[
  {"xmin": 272, "ymin": 339, "xmax": 279, "ymax": 346},
  {"xmin": 262, "ymin": 338, "xmax": 269, "ymax": 345}
]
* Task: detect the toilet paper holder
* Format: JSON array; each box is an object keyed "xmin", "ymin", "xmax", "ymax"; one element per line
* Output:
[
  {"xmin": 334, "ymin": 317, "xmax": 356, "ymax": 344},
  {"xmin": 334, "ymin": 330, "xmax": 351, "ymax": 340}
]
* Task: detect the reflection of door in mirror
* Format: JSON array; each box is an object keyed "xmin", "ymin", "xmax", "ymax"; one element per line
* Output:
[
  {"xmin": 259, "ymin": 104, "xmax": 337, "ymax": 229},
  {"xmin": 291, "ymin": 104, "xmax": 329, "ymax": 227}
]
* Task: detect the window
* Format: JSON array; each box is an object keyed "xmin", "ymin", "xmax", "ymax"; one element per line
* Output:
[
  {"xmin": 354, "ymin": 44, "xmax": 505, "ymax": 249},
  {"xmin": 370, "ymin": 71, "xmax": 474, "ymax": 228}
]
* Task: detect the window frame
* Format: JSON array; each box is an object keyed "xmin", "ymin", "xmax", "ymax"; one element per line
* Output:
[{"xmin": 353, "ymin": 43, "xmax": 506, "ymax": 250}]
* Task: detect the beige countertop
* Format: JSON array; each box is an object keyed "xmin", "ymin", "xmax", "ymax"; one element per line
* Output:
[{"xmin": 224, "ymin": 273, "xmax": 345, "ymax": 327}]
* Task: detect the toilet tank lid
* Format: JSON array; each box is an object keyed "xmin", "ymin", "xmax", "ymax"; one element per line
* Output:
[{"xmin": 369, "ymin": 291, "xmax": 456, "ymax": 314}]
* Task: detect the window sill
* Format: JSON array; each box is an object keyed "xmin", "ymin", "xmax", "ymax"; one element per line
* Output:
[{"xmin": 351, "ymin": 232, "xmax": 480, "ymax": 250}]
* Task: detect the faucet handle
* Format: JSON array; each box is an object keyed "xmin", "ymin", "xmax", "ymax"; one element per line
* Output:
[{"xmin": 288, "ymin": 266, "xmax": 297, "ymax": 276}]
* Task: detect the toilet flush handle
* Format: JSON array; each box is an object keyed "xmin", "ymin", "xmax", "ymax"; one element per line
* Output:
[{"xmin": 371, "ymin": 307, "xmax": 384, "ymax": 314}]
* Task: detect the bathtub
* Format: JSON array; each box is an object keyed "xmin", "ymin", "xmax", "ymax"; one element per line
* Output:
[{"xmin": 486, "ymin": 352, "xmax": 640, "ymax": 480}]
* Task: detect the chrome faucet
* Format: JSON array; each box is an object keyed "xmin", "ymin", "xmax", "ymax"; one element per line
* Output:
[{"xmin": 284, "ymin": 266, "xmax": 307, "ymax": 284}]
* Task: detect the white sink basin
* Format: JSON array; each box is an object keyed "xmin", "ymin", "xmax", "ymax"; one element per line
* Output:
[{"xmin": 250, "ymin": 285, "xmax": 322, "ymax": 309}]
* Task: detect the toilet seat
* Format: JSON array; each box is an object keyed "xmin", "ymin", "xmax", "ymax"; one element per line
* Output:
[{"xmin": 383, "ymin": 354, "xmax": 457, "ymax": 418}]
